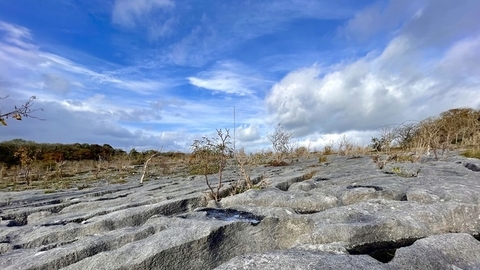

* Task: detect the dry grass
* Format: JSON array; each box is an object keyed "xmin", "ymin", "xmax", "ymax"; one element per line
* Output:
[
  {"xmin": 0, "ymin": 154, "xmax": 189, "ymax": 191},
  {"xmin": 318, "ymin": 156, "xmax": 328, "ymax": 163},
  {"xmin": 462, "ymin": 148, "xmax": 480, "ymax": 159}
]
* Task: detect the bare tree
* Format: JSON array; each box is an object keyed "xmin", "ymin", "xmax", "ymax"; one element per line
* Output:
[
  {"xmin": 190, "ymin": 129, "xmax": 232, "ymax": 201},
  {"xmin": 394, "ymin": 122, "xmax": 419, "ymax": 150},
  {"xmin": 0, "ymin": 96, "xmax": 43, "ymax": 126},
  {"xmin": 267, "ymin": 123, "xmax": 292, "ymax": 164},
  {"xmin": 416, "ymin": 117, "xmax": 442, "ymax": 160}
]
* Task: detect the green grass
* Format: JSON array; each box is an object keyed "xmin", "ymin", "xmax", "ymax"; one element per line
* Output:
[{"xmin": 462, "ymin": 149, "xmax": 480, "ymax": 159}]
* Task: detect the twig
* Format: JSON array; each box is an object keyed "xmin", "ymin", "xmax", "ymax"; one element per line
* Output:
[{"xmin": 140, "ymin": 153, "xmax": 160, "ymax": 183}]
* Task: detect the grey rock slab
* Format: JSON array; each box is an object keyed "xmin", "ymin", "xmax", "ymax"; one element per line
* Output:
[
  {"xmin": 387, "ymin": 233, "xmax": 480, "ymax": 270},
  {"xmin": 62, "ymin": 217, "xmax": 280, "ymax": 270},
  {"xmin": 220, "ymin": 188, "xmax": 339, "ymax": 214},
  {"xmin": 217, "ymin": 233, "xmax": 480, "ymax": 270},
  {"xmin": 1, "ymin": 152, "xmax": 480, "ymax": 269},
  {"xmin": 297, "ymin": 200, "xmax": 480, "ymax": 248},
  {"xmin": 215, "ymin": 250, "xmax": 385, "ymax": 270}
]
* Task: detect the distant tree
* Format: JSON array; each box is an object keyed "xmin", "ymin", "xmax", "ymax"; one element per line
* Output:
[
  {"xmin": 129, "ymin": 148, "xmax": 139, "ymax": 157},
  {"xmin": 190, "ymin": 129, "xmax": 232, "ymax": 201},
  {"xmin": 267, "ymin": 123, "xmax": 293, "ymax": 164},
  {"xmin": 13, "ymin": 146, "xmax": 35, "ymax": 185},
  {"xmin": 0, "ymin": 95, "xmax": 43, "ymax": 126},
  {"xmin": 394, "ymin": 123, "xmax": 419, "ymax": 150}
]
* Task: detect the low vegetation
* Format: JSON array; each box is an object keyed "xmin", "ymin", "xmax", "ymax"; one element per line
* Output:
[
  {"xmin": 190, "ymin": 129, "xmax": 232, "ymax": 201},
  {"xmin": 462, "ymin": 149, "xmax": 480, "ymax": 159},
  {"xmin": 0, "ymin": 107, "xmax": 479, "ymax": 203}
]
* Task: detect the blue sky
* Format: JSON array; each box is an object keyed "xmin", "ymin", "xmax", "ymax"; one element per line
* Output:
[{"xmin": 0, "ymin": 0, "xmax": 479, "ymax": 152}]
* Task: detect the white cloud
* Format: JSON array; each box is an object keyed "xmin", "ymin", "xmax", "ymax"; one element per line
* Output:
[
  {"xmin": 436, "ymin": 36, "xmax": 480, "ymax": 81},
  {"xmin": 266, "ymin": 0, "xmax": 480, "ymax": 142},
  {"xmin": 188, "ymin": 61, "xmax": 272, "ymax": 96},
  {"xmin": 266, "ymin": 34, "xmax": 480, "ymax": 137},
  {"xmin": 0, "ymin": 21, "xmax": 36, "ymax": 50},
  {"xmin": 341, "ymin": 0, "xmax": 480, "ymax": 48},
  {"xmin": 0, "ymin": 20, "xmax": 188, "ymax": 150},
  {"xmin": 42, "ymin": 73, "xmax": 71, "ymax": 94},
  {"xmin": 236, "ymin": 124, "xmax": 261, "ymax": 142},
  {"xmin": 188, "ymin": 74, "xmax": 251, "ymax": 96},
  {"xmin": 39, "ymin": 53, "xmax": 163, "ymax": 94},
  {"xmin": 112, "ymin": 0, "xmax": 175, "ymax": 39},
  {"xmin": 166, "ymin": 1, "xmax": 358, "ymax": 67},
  {"xmin": 340, "ymin": 0, "xmax": 422, "ymax": 41}
]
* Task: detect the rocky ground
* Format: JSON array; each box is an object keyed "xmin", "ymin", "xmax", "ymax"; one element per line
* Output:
[{"xmin": 1, "ymin": 152, "xmax": 480, "ymax": 269}]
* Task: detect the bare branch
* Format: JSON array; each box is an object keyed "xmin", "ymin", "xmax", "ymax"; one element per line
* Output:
[{"xmin": 0, "ymin": 96, "xmax": 44, "ymax": 126}]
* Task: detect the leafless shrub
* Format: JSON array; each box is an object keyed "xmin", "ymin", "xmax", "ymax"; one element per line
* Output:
[
  {"xmin": 190, "ymin": 129, "xmax": 232, "ymax": 202},
  {"xmin": 321, "ymin": 140, "xmax": 335, "ymax": 155},
  {"xmin": 338, "ymin": 135, "xmax": 354, "ymax": 156},
  {"xmin": 394, "ymin": 122, "xmax": 419, "ymax": 150},
  {"xmin": 294, "ymin": 146, "xmax": 310, "ymax": 159},
  {"xmin": 267, "ymin": 123, "xmax": 293, "ymax": 164},
  {"xmin": 235, "ymin": 148, "xmax": 254, "ymax": 188},
  {"xmin": 416, "ymin": 117, "xmax": 442, "ymax": 160},
  {"xmin": 371, "ymin": 154, "xmax": 389, "ymax": 170},
  {"xmin": 318, "ymin": 156, "xmax": 328, "ymax": 163},
  {"xmin": 55, "ymin": 160, "xmax": 66, "ymax": 180}
]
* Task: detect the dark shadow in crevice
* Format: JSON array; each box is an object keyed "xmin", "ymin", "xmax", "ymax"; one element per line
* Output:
[
  {"xmin": 147, "ymin": 186, "xmax": 164, "ymax": 192},
  {"xmin": 38, "ymin": 239, "xmax": 78, "ymax": 251},
  {"xmin": 295, "ymin": 210, "xmax": 320, "ymax": 215},
  {"xmin": 347, "ymin": 238, "xmax": 418, "ymax": 263},
  {"xmin": 346, "ymin": 185, "xmax": 384, "ymax": 191},
  {"xmin": 471, "ymin": 233, "xmax": 480, "ymax": 241},
  {"xmin": 195, "ymin": 208, "xmax": 264, "ymax": 226},
  {"xmin": 42, "ymin": 217, "xmax": 86, "ymax": 227},
  {"xmin": 314, "ymin": 177, "xmax": 330, "ymax": 182},
  {"xmin": 95, "ymin": 193, "xmax": 130, "ymax": 201},
  {"xmin": 465, "ymin": 163, "xmax": 480, "ymax": 172}
]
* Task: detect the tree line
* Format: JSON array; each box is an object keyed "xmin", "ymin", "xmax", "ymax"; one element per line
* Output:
[{"xmin": 0, "ymin": 139, "xmax": 126, "ymax": 168}]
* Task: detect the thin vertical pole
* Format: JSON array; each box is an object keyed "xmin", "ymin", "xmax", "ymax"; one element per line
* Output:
[{"xmin": 233, "ymin": 106, "xmax": 236, "ymax": 152}]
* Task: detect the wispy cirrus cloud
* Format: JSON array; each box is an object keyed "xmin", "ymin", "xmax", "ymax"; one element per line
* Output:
[
  {"xmin": 112, "ymin": 0, "xmax": 175, "ymax": 40},
  {"xmin": 0, "ymin": 20, "xmax": 182, "ymax": 149},
  {"xmin": 166, "ymin": 0, "xmax": 360, "ymax": 67},
  {"xmin": 0, "ymin": 21, "xmax": 36, "ymax": 49},
  {"xmin": 188, "ymin": 61, "xmax": 273, "ymax": 96}
]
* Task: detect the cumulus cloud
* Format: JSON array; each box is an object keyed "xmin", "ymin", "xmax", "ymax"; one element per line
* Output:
[
  {"xmin": 267, "ymin": 1, "xmax": 480, "ymax": 138},
  {"xmin": 236, "ymin": 124, "xmax": 261, "ymax": 142}
]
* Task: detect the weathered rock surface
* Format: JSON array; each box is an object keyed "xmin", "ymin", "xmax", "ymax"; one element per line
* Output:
[{"xmin": 0, "ymin": 152, "xmax": 479, "ymax": 269}]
